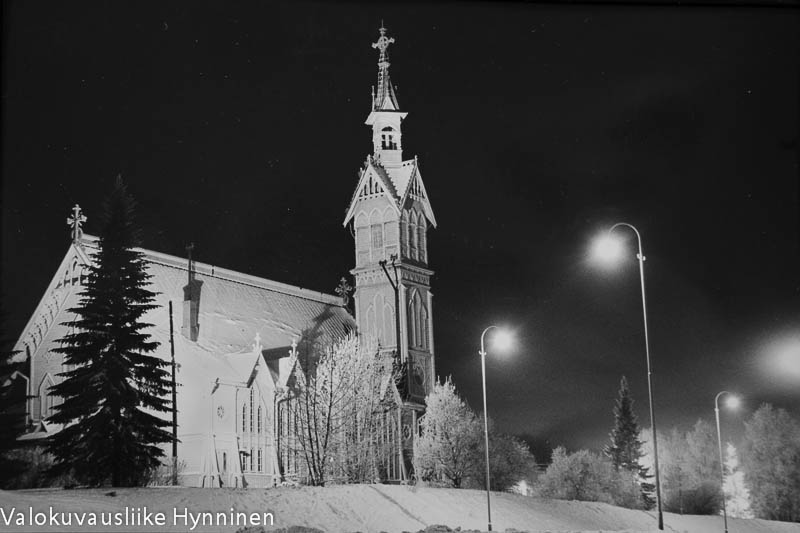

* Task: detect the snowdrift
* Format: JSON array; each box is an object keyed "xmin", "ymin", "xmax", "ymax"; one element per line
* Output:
[{"xmin": 1, "ymin": 484, "xmax": 798, "ymax": 533}]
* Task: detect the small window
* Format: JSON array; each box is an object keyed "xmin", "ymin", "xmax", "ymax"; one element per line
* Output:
[
  {"xmin": 258, "ymin": 449, "xmax": 263, "ymax": 472},
  {"xmin": 242, "ymin": 404, "xmax": 247, "ymax": 432},
  {"xmin": 257, "ymin": 406, "xmax": 263, "ymax": 434}
]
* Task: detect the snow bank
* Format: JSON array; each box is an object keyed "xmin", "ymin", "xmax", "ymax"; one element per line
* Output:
[{"xmin": 1, "ymin": 485, "xmax": 798, "ymax": 533}]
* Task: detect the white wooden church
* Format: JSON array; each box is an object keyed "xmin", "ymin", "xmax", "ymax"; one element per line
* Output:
[{"xmin": 11, "ymin": 26, "xmax": 438, "ymax": 488}]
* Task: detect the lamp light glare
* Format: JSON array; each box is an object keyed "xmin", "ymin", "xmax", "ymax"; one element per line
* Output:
[
  {"xmin": 592, "ymin": 233, "xmax": 625, "ymax": 266},
  {"xmin": 491, "ymin": 329, "xmax": 513, "ymax": 352},
  {"xmin": 725, "ymin": 395, "xmax": 740, "ymax": 410}
]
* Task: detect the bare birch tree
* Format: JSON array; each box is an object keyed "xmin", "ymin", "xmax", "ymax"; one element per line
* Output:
[{"xmin": 287, "ymin": 333, "xmax": 391, "ymax": 485}]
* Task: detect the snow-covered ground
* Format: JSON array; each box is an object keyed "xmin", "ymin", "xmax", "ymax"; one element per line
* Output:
[{"xmin": 1, "ymin": 485, "xmax": 798, "ymax": 533}]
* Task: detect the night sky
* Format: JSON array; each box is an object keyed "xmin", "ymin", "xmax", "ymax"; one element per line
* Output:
[{"xmin": 2, "ymin": 1, "xmax": 798, "ymax": 454}]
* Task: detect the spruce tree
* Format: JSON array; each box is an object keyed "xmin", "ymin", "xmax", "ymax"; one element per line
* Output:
[
  {"xmin": 0, "ymin": 310, "xmax": 26, "ymax": 487},
  {"xmin": 604, "ymin": 375, "xmax": 655, "ymax": 508},
  {"xmin": 46, "ymin": 177, "xmax": 171, "ymax": 487}
]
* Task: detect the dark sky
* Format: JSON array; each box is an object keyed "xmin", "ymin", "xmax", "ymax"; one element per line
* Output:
[{"xmin": 2, "ymin": 1, "xmax": 798, "ymax": 453}]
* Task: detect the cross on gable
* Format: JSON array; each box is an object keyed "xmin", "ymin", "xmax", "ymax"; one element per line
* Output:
[{"xmin": 66, "ymin": 204, "xmax": 87, "ymax": 243}]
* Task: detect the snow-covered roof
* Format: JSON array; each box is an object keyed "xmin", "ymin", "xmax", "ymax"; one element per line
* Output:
[
  {"xmin": 74, "ymin": 236, "xmax": 355, "ymax": 383},
  {"xmin": 385, "ymin": 158, "xmax": 416, "ymax": 199}
]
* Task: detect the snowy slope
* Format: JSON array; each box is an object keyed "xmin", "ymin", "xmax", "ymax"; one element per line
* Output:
[{"xmin": 1, "ymin": 485, "xmax": 798, "ymax": 533}]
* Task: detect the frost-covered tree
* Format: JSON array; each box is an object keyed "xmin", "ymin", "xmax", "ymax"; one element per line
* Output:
[
  {"xmin": 603, "ymin": 375, "xmax": 654, "ymax": 508},
  {"xmin": 537, "ymin": 446, "xmax": 642, "ymax": 508},
  {"xmin": 741, "ymin": 404, "xmax": 800, "ymax": 522},
  {"xmin": 647, "ymin": 420, "xmax": 722, "ymax": 515},
  {"xmin": 288, "ymin": 333, "xmax": 388, "ymax": 485},
  {"xmin": 46, "ymin": 177, "xmax": 171, "ymax": 487},
  {"xmin": 414, "ymin": 377, "xmax": 481, "ymax": 488},
  {"xmin": 723, "ymin": 443, "xmax": 753, "ymax": 519},
  {"xmin": 469, "ymin": 419, "xmax": 537, "ymax": 491}
]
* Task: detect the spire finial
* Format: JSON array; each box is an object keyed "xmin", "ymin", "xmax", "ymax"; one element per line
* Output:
[
  {"xmin": 66, "ymin": 204, "xmax": 87, "ymax": 243},
  {"xmin": 371, "ymin": 24, "xmax": 396, "ymax": 111},
  {"xmin": 252, "ymin": 332, "xmax": 262, "ymax": 353}
]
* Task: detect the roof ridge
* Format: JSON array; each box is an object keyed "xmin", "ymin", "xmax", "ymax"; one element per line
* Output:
[{"xmin": 78, "ymin": 235, "xmax": 344, "ymax": 307}]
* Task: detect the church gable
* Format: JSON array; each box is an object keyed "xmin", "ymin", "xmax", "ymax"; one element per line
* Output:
[
  {"xmin": 343, "ymin": 158, "xmax": 401, "ymax": 226},
  {"xmin": 13, "ymin": 242, "xmax": 92, "ymax": 423},
  {"xmin": 397, "ymin": 161, "xmax": 436, "ymax": 229},
  {"xmin": 13, "ymin": 242, "xmax": 90, "ymax": 362}
]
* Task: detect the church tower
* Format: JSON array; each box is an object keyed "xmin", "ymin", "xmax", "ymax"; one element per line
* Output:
[{"xmin": 343, "ymin": 26, "xmax": 437, "ymax": 406}]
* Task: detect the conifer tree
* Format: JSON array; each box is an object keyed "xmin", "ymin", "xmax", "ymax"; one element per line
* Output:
[
  {"xmin": 0, "ymin": 310, "xmax": 26, "ymax": 487},
  {"xmin": 604, "ymin": 375, "xmax": 655, "ymax": 508},
  {"xmin": 46, "ymin": 177, "xmax": 171, "ymax": 487}
]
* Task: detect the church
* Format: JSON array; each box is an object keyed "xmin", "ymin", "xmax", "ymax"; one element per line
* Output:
[{"xmin": 10, "ymin": 26, "xmax": 437, "ymax": 487}]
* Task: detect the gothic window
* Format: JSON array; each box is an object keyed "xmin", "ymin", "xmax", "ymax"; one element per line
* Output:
[
  {"xmin": 409, "ymin": 212, "xmax": 418, "ymax": 260},
  {"xmin": 355, "ymin": 212, "xmax": 369, "ymax": 267},
  {"xmin": 418, "ymin": 218, "xmax": 427, "ymax": 263},
  {"xmin": 250, "ymin": 448, "xmax": 254, "ymax": 472},
  {"xmin": 257, "ymin": 449, "xmax": 263, "ymax": 472},
  {"xmin": 223, "ymin": 452, "xmax": 227, "ymax": 473},
  {"xmin": 249, "ymin": 388, "xmax": 255, "ymax": 433},
  {"xmin": 407, "ymin": 291, "xmax": 428, "ymax": 350},
  {"xmin": 384, "ymin": 208, "xmax": 398, "ymax": 258},
  {"xmin": 370, "ymin": 210, "xmax": 384, "ymax": 263},
  {"xmin": 401, "ymin": 212, "xmax": 410, "ymax": 257},
  {"xmin": 371, "ymin": 224, "xmax": 383, "ymax": 249},
  {"xmin": 242, "ymin": 404, "xmax": 247, "ymax": 432},
  {"xmin": 39, "ymin": 374, "xmax": 56, "ymax": 420},
  {"xmin": 257, "ymin": 405, "xmax": 263, "ymax": 434}
]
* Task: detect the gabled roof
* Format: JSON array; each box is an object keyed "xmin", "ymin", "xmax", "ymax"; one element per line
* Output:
[
  {"xmin": 343, "ymin": 156, "xmax": 402, "ymax": 225},
  {"xmin": 16, "ymin": 235, "xmax": 355, "ymax": 386},
  {"xmin": 398, "ymin": 162, "xmax": 437, "ymax": 228},
  {"xmin": 343, "ymin": 156, "xmax": 437, "ymax": 228}
]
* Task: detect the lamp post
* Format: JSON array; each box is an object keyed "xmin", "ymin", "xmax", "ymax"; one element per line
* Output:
[
  {"xmin": 592, "ymin": 222, "xmax": 663, "ymax": 530},
  {"xmin": 478, "ymin": 325, "xmax": 512, "ymax": 532},
  {"xmin": 714, "ymin": 391, "xmax": 740, "ymax": 533}
]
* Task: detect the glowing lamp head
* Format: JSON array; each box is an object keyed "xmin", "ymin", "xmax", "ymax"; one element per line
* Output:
[
  {"xmin": 491, "ymin": 329, "xmax": 514, "ymax": 352},
  {"xmin": 724, "ymin": 395, "xmax": 741, "ymax": 410},
  {"xmin": 592, "ymin": 232, "xmax": 626, "ymax": 266}
]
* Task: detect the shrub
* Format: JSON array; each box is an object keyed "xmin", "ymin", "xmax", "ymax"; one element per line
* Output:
[{"xmin": 536, "ymin": 446, "xmax": 643, "ymax": 509}]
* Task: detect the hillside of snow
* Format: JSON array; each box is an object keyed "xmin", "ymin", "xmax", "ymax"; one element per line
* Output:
[{"xmin": 1, "ymin": 484, "xmax": 798, "ymax": 533}]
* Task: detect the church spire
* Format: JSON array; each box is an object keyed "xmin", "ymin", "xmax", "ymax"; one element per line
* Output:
[{"xmin": 371, "ymin": 24, "xmax": 400, "ymax": 111}]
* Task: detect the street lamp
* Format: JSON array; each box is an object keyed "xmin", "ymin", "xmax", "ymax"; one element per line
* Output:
[
  {"xmin": 715, "ymin": 391, "xmax": 740, "ymax": 533},
  {"xmin": 478, "ymin": 325, "xmax": 513, "ymax": 532},
  {"xmin": 592, "ymin": 223, "xmax": 664, "ymax": 530}
]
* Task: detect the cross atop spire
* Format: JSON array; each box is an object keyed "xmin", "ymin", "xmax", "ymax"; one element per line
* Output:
[
  {"xmin": 371, "ymin": 24, "xmax": 400, "ymax": 111},
  {"xmin": 66, "ymin": 204, "xmax": 87, "ymax": 243}
]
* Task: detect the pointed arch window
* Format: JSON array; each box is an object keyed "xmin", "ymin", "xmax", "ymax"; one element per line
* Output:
[
  {"xmin": 409, "ymin": 212, "xmax": 419, "ymax": 260},
  {"xmin": 257, "ymin": 405, "xmax": 263, "ymax": 434},
  {"xmin": 242, "ymin": 404, "xmax": 247, "ymax": 433},
  {"xmin": 417, "ymin": 218, "xmax": 427, "ymax": 263},
  {"xmin": 249, "ymin": 388, "xmax": 255, "ymax": 433},
  {"xmin": 370, "ymin": 210, "xmax": 384, "ymax": 263},
  {"xmin": 408, "ymin": 291, "xmax": 429, "ymax": 350},
  {"xmin": 39, "ymin": 374, "xmax": 56, "ymax": 420}
]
